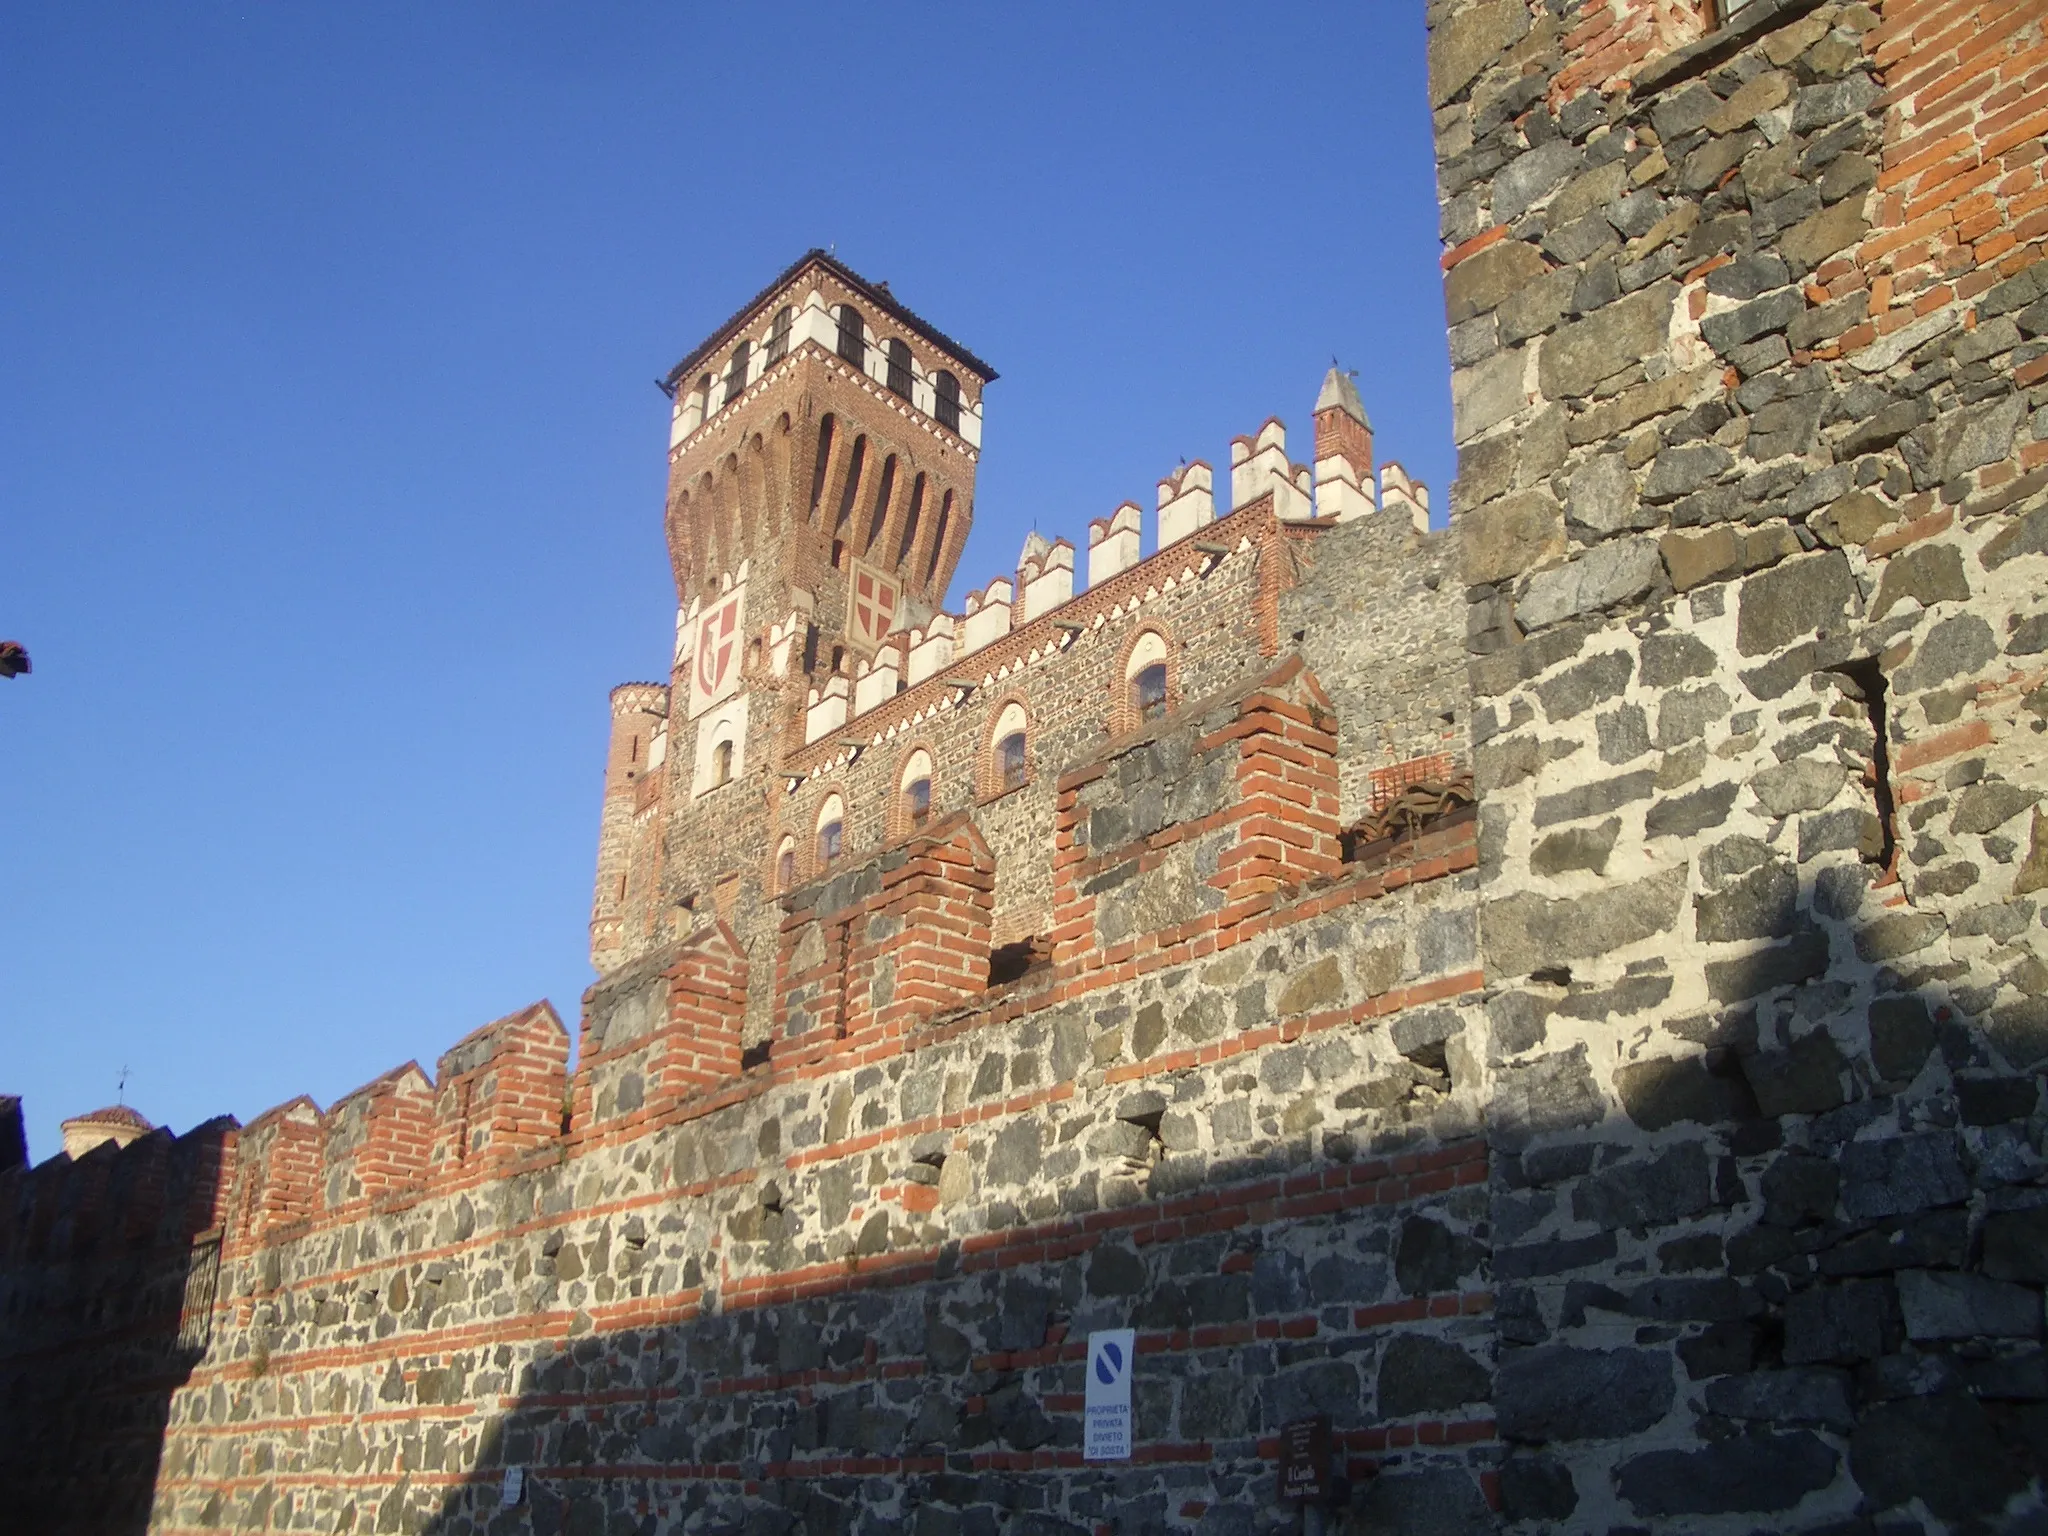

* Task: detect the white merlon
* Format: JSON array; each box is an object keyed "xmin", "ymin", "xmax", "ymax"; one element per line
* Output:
[
  {"xmin": 1379, "ymin": 462, "xmax": 1431, "ymax": 534},
  {"xmin": 1157, "ymin": 462, "xmax": 1215, "ymax": 548},
  {"xmin": 1018, "ymin": 533, "xmax": 1074, "ymax": 621},
  {"xmin": 768, "ymin": 613, "xmax": 807, "ymax": 678},
  {"xmin": 805, "ymin": 674, "xmax": 851, "ymax": 744},
  {"xmin": 1088, "ymin": 502, "xmax": 1143, "ymax": 587},
  {"xmin": 906, "ymin": 614, "xmax": 956, "ymax": 685},
  {"xmin": 960, "ymin": 578, "xmax": 1013, "ymax": 655},
  {"xmin": 795, "ymin": 290, "xmax": 837, "ymax": 354},
  {"xmin": 1231, "ymin": 419, "xmax": 1311, "ymax": 521},
  {"xmin": 1314, "ymin": 452, "xmax": 1376, "ymax": 522},
  {"xmin": 852, "ymin": 646, "xmax": 901, "ymax": 715}
]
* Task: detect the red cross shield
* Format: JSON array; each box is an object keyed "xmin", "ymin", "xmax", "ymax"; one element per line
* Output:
[
  {"xmin": 848, "ymin": 559, "xmax": 898, "ymax": 650},
  {"xmin": 689, "ymin": 591, "xmax": 743, "ymax": 716}
]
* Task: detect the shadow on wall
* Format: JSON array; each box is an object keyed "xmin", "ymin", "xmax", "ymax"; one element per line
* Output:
[
  {"xmin": 369, "ymin": 850, "xmax": 2048, "ymax": 1536},
  {"xmin": 0, "ymin": 1111, "xmax": 231, "ymax": 1536}
]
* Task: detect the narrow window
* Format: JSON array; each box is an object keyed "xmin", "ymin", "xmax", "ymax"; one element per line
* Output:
[
  {"xmin": 865, "ymin": 454, "xmax": 897, "ymax": 555},
  {"xmin": 896, "ymin": 473, "xmax": 926, "ymax": 569},
  {"xmin": 818, "ymin": 818, "xmax": 843, "ymax": 865},
  {"xmin": 1133, "ymin": 663, "xmax": 1168, "ymax": 722},
  {"xmin": 926, "ymin": 490, "xmax": 954, "ymax": 584},
  {"xmin": 711, "ymin": 738, "xmax": 734, "ymax": 787},
  {"xmin": 998, "ymin": 731, "xmax": 1027, "ymax": 791},
  {"xmin": 836, "ymin": 304, "xmax": 865, "ymax": 367},
  {"xmin": 834, "ymin": 436, "xmax": 867, "ymax": 534},
  {"xmin": 934, "ymin": 370, "xmax": 961, "ymax": 433},
  {"xmin": 765, "ymin": 305, "xmax": 793, "ymax": 365},
  {"xmin": 776, "ymin": 837, "xmax": 797, "ymax": 892},
  {"xmin": 724, "ymin": 341, "xmax": 750, "ymax": 409},
  {"xmin": 906, "ymin": 776, "xmax": 932, "ymax": 824},
  {"xmin": 808, "ymin": 415, "xmax": 836, "ymax": 523},
  {"xmin": 887, "ymin": 340, "xmax": 914, "ymax": 400}
]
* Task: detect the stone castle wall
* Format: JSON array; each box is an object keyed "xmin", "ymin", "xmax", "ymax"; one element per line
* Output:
[{"xmin": 3, "ymin": 2, "xmax": 2046, "ymax": 1532}]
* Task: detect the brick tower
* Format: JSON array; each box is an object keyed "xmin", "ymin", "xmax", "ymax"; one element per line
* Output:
[{"xmin": 590, "ymin": 253, "xmax": 996, "ymax": 987}]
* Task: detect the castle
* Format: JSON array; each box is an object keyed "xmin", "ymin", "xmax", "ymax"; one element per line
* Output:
[{"xmin": 5, "ymin": 1, "xmax": 2048, "ymax": 1531}]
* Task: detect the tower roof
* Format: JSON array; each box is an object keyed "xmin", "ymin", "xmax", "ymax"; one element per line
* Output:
[
  {"xmin": 1315, "ymin": 366, "xmax": 1370, "ymax": 428},
  {"xmin": 662, "ymin": 250, "xmax": 998, "ymax": 395}
]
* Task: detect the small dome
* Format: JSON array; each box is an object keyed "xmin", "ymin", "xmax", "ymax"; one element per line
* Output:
[{"xmin": 60, "ymin": 1104, "xmax": 152, "ymax": 1159}]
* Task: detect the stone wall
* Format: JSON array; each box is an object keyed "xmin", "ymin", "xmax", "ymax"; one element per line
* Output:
[{"xmin": 1436, "ymin": 0, "xmax": 2048, "ymax": 1526}]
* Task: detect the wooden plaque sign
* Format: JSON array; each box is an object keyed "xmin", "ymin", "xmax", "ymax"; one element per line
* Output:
[{"xmin": 1277, "ymin": 1415, "xmax": 1331, "ymax": 1502}]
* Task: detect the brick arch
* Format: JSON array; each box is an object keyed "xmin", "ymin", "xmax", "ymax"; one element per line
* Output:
[
  {"xmin": 810, "ymin": 784, "xmax": 850, "ymax": 876},
  {"xmin": 977, "ymin": 694, "xmax": 1033, "ymax": 800},
  {"xmin": 886, "ymin": 738, "xmax": 942, "ymax": 841},
  {"xmin": 1111, "ymin": 623, "xmax": 1179, "ymax": 736}
]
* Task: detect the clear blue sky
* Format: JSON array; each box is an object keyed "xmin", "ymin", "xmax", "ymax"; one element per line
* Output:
[{"xmin": 0, "ymin": 4, "xmax": 1453, "ymax": 1161}]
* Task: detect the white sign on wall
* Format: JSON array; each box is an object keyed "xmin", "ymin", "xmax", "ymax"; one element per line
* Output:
[{"xmin": 1083, "ymin": 1328, "xmax": 1135, "ymax": 1462}]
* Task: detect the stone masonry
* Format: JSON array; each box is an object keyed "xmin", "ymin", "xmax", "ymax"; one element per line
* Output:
[{"xmin": 2, "ymin": 2, "xmax": 2046, "ymax": 1532}]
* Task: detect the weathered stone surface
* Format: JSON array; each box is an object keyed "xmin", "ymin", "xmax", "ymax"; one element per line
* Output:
[
  {"xmin": 1497, "ymin": 1456, "xmax": 1577, "ymax": 1521},
  {"xmin": 1533, "ymin": 650, "xmax": 1634, "ymax": 722},
  {"xmin": 1704, "ymin": 1368, "xmax": 1854, "ymax": 1432},
  {"xmin": 1655, "ymin": 681, "xmax": 1731, "ymax": 746},
  {"xmin": 1496, "ymin": 1346, "xmax": 1673, "ymax": 1442},
  {"xmin": 1898, "ymin": 1269, "xmax": 2043, "ymax": 1341},
  {"xmin": 1484, "ymin": 865, "xmax": 1688, "ymax": 978},
  {"xmin": 1427, "ymin": 0, "xmax": 1527, "ymax": 103},
  {"xmin": 1852, "ymin": 1394, "xmax": 2031, "ymax": 1525},
  {"xmin": 1951, "ymin": 780, "xmax": 2041, "ymax": 836},
  {"xmin": 1539, "ymin": 284, "xmax": 1676, "ymax": 401},
  {"xmin": 1840, "ymin": 1133, "xmax": 1968, "ymax": 1219},
  {"xmin": 1615, "ymin": 1054, "xmax": 1757, "ymax": 1131},
  {"xmin": 1852, "ymin": 910, "xmax": 1945, "ymax": 963},
  {"xmin": 1616, "ymin": 1432, "xmax": 1838, "ymax": 1516},
  {"xmin": 1452, "ymin": 347, "xmax": 1528, "ymax": 443},
  {"xmin": 1779, "ymin": 196, "xmax": 1871, "ymax": 273},
  {"xmin": 1646, "ymin": 781, "xmax": 1741, "ymax": 840},
  {"xmin": 1695, "ymin": 860, "xmax": 1799, "ymax": 943},
  {"xmin": 1739, "ymin": 1029, "xmax": 1848, "ymax": 1117},
  {"xmin": 1348, "ymin": 1469, "xmax": 1495, "ymax": 1536},
  {"xmin": 1784, "ymin": 1280, "xmax": 1895, "ymax": 1365},
  {"xmin": 1565, "ymin": 453, "xmax": 1640, "ymax": 534},
  {"xmin": 1517, "ymin": 537, "xmax": 1661, "ymax": 630},
  {"xmin": 1445, "ymin": 239, "xmax": 1549, "ymax": 324},
  {"xmin": 1983, "ymin": 1208, "xmax": 2048, "ymax": 1285},
  {"xmin": 1868, "ymin": 995, "xmax": 1937, "ymax": 1083},
  {"xmin": 1982, "ymin": 503, "xmax": 2048, "ymax": 570},
  {"xmin": 1490, "ymin": 1045, "xmax": 1603, "ymax": 1150},
  {"xmin": 1735, "ymin": 550, "xmax": 1859, "ymax": 656},
  {"xmin": 1493, "ymin": 140, "xmax": 1584, "ymax": 224},
  {"xmin": 1869, "ymin": 542, "xmax": 1970, "ymax": 622},
  {"xmin": 1941, "ymin": 392, "xmax": 2027, "ymax": 481},
  {"xmin": 1704, "ymin": 925, "xmax": 1830, "ymax": 1002},
  {"xmin": 1463, "ymin": 487, "xmax": 1562, "ymax": 584},
  {"xmin": 1701, "ymin": 289, "xmax": 1804, "ymax": 356},
  {"xmin": 1752, "ymin": 758, "xmax": 1848, "ymax": 817},
  {"xmin": 1640, "ymin": 630, "xmax": 1718, "ymax": 686},
  {"xmin": 1573, "ymin": 1141, "xmax": 1716, "ymax": 1231},
  {"xmin": 1530, "ymin": 819, "xmax": 1620, "ymax": 877},
  {"xmin": 1378, "ymin": 1334, "xmax": 1490, "ymax": 1415}
]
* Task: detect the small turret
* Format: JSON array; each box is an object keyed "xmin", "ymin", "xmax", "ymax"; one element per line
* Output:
[{"xmin": 1313, "ymin": 367, "xmax": 1377, "ymax": 523}]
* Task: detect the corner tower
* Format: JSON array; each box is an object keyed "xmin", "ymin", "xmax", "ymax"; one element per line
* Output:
[{"xmin": 590, "ymin": 253, "xmax": 995, "ymax": 981}]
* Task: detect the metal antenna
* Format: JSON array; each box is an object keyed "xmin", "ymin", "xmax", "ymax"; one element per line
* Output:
[{"xmin": 116, "ymin": 1065, "xmax": 130, "ymax": 1106}]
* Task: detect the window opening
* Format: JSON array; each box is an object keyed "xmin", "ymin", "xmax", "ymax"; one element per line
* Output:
[
  {"xmin": 1133, "ymin": 662, "xmax": 1168, "ymax": 722},
  {"xmin": 906, "ymin": 776, "xmax": 932, "ymax": 825},
  {"xmin": 818, "ymin": 818, "xmax": 843, "ymax": 865},
  {"xmin": 934, "ymin": 370, "xmax": 961, "ymax": 433},
  {"xmin": 886, "ymin": 339, "xmax": 914, "ymax": 400},
  {"xmin": 987, "ymin": 936, "xmax": 1046, "ymax": 987},
  {"xmin": 776, "ymin": 838, "xmax": 797, "ymax": 892},
  {"xmin": 724, "ymin": 340, "xmax": 750, "ymax": 409},
  {"xmin": 765, "ymin": 305, "xmax": 792, "ymax": 365},
  {"xmin": 711, "ymin": 738, "xmax": 734, "ymax": 787},
  {"xmin": 836, "ymin": 304, "xmax": 865, "ymax": 367},
  {"xmin": 1833, "ymin": 658, "xmax": 1897, "ymax": 871},
  {"xmin": 997, "ymin": 730, "xmax": 1027, "ymax": 791}
]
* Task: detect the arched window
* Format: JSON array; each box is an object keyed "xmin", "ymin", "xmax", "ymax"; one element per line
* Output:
[
  {"xmin": 765, "ymin": 305, "xmax": 793, "ymax": 365},
  {"xmin": 836, "ymin": 305, "xmax": 865, "ymax": 367},
  {"xmin": 711, "ymin": 738, "xmax": 734, "ymax": 787},
  {"xmin": 724, "ymin": 340, "xmax": 750, "ymax": 409},
  {"xmin": 896, "ymin": 472, "xmax": 926, "ymax": 568},
  {"xmin": 816, "ymin": 794, "xmax": 846, "ymax": 866},
  {"xmin": 933, "ymin": 370, "xmax": 961, "ymax": 433},
  {"xmin": 991, "ymin": 702, "xmax": 1028, "ymax": 793},
  {"xmin": 1126, "ymin": 631, "xmax": 1171, "ymax": 724},
  {"xmin": 900, "ymin": 749, "xmax": 934, "ymax": 828},
  {"xmin": 775, "ymin": 836, "xmax": 797, "ymax": 892},
  {"xmin": 886, "ymin": 339, "xmax": 914, "ymax": 400},
  {"xmin": 808, "ymin": 414, "xmax": 836, "ymax": 523}
]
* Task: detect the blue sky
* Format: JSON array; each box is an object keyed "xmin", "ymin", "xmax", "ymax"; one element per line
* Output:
[{"xmin": 0, "ymin": 4, "xmax": 1453, "ymax": 1161}]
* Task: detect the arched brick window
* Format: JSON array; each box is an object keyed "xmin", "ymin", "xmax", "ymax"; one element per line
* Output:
[
  {"xmin": 816, "ymin": 793, "xmax": 846, "ymax": 867},
  {"xmin": 1124, "ymin": 629, "xmax": 1173, "ymax": 726},
  {"xmin": 765, "ymin": 305, "xmax": 793, "ymax": 365},
  {"xmin": 886, "ymin": 339, "xmax": 914, "ymax": 400},
  {"xmin": 900, "ymin": 748, "xmax": 934, "ymax": 830},
  {"xmin": 987, "ymin": 701, "xmax": 1029, "ymax": 796},
  {"xmin": 711, "ymin": 738, "xmax": 734, "ymax": 787},
  {"xmin": 775, "ymin": 835, "xmax": 797, "ymax": 893},
  {"xmin": 934, "ymin": 370, "xmax": 961, "ymax": 433}
]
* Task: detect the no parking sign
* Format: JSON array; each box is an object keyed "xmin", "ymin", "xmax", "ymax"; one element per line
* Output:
[{"xmin": 1083, "ymin": 1329, "xmax": 1135, "ymax": 1461}]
